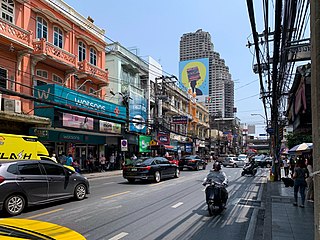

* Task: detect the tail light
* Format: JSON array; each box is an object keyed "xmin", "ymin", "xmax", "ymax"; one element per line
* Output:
[
  {"xmin": 141, "ymin": 166, "xmax": 151, "ymax": 171},
  {"xmin": 122, "ymin": 166, "xmax": 127, "ymax": 170},
  {"xmin": 189, "ymin": 160, "xmax": 197, "ymax": 163},
  {"xmin": 0, "ymin": 176, "xmax": 5, "ymax": 184}
]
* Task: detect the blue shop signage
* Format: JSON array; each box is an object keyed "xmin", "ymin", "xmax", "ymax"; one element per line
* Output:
[
  {"xmin": 34, "ymin": 84, "xmax": 126, "ymax": 122},
  {"xmin": 129, "ymin": 92, "xmax": 148, "ymax": 134}
]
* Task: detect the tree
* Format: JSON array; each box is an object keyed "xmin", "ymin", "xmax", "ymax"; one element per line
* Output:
[{"xmin": 286, "ymin": 133, "xmax": 312, "ymax": 149}]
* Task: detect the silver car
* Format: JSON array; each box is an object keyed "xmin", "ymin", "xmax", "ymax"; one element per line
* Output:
[
  {"xmin": 0, "ymin": 160, "xmax": 90, "ymax": 216},
  {"xmin": 222, "ymin": 157, "xmax": 246, "ymax": 168}
]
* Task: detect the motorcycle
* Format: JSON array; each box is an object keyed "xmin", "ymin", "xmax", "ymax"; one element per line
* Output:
[
  {"xmin": 241, "ymin": 161, "xmax": 257, "ymax": 176},
  {"xmin": 203, "ymin": 179, "xmax": 228, "ymax": 216}
]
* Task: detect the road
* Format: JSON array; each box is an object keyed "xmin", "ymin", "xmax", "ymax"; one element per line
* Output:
[{"xmin": 13, "ymin": 164, "xmax": 268, "ymax": 240}]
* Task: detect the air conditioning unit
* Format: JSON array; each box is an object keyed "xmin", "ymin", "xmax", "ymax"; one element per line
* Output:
[
  {"xmin": 14, "ymin": 100, "xmax": 21, "ymax": 113},
  {"xmin": 3, "ymin": 98, "xmax": 15, "ymax": 112}
]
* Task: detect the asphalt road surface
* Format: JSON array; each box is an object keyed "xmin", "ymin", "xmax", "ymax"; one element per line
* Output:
[{"xmin": 12, "ymin": 164, "xmax": 268, "ymax": 240}]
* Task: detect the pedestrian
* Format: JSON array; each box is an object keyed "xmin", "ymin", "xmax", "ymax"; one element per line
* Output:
[
  {"xmin": 99, "ymin": 154, "xmax": 106, "ymax": 172},
  {"xmin": 306, "ymin": 157, "xmax": 314, "ymax": 202},
  {"xmin": 88, "ymin": 153, "xmax": 94, "ymax": 173},
  {"xmin": 109, "ymin": 153, "xmax": 115, "ymax": 170},
  {"xmin": 66, "ymin": 154, "xmax": 73, "ymax": 166},
  {"xmin": 59, "ymin": 152, "xmax": 67, "ymax": 165},
  {"xmin": 292, "ymin": 158, "xmax": 309, "ymax": 208},
  {"xmin": 289, "ymin": 156, "xmax": 296, "ymax": 177},
  {"xmin": 283, "ymin": 156, "xmax": 289, "ymax": 177}
]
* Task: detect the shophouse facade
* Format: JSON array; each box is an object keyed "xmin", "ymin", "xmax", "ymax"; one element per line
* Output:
[
  {"xmin": 106, "ymin": 42, "xmax": 149, "ymax": 157},
  {"xmin": 0, "ymin": 0, "xmax": 125, "ymax": 169}
]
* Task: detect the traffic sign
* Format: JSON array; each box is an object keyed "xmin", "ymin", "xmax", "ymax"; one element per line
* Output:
[{"xmin": 266, "ymin": 128, "xmax": 274, "ymax": 134}]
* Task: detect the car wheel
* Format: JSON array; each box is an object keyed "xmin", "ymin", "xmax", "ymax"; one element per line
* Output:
[
  {"xmin": 223, "ymin": 165, "xmax": 227, "ymax": 167},
  {"xmin": 233, "ymin": 163, "xmax": 237, "ymax": 168},
  {"xmin": 174, "ymin": 168, "xmax": 180, "ymax": 178},
  {"xmin": 4, "ymin": 194, "xmax": 25, "ymax": 216},
  {"xmin": 266, "ymin": 163, "xmax": 271, "ymax": 168},
  {"xmin": 241, "ymin": 171, "xmax": 245, "ymax": 176},
  {"xmin": 154, "ymin": 171, "xmax": 161, "ymax": 183},
  {"xmin": 127, "ymin": 179, "xmax": 135, "ymax": 183},
  {"xmin": 74, "ymin": 183, "xmax": 87, "ymax": 200},
  {"xmin": 195, "ymin": 164, "xmax": 200, "ymax": 171},
  {"xmin": 202, "ymin": 164, "xmax": 206, "ymax": 170}
]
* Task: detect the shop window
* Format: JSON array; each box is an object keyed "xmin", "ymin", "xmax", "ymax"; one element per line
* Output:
[
  {"xmin": 36, "ymin": 69, "xmax": 48, "ymax": 79},
  {"xmin": 53, "ymin": 74, "xmax": 63, "ymax": 84},
  {"xmin": 1, "ymin": 0, "xmax": 14, "ymax": 23},
  {"xmin": 36, "ymin": 17, "xmax": 48, "ymax": 40},
  {"xmin": 89, "ymin": 48, "xmax": 97, "ymax": 66},
  {"xmin": 53, "ymin": 26, "xmax": 63, "ymax": 48},
  {"xmin": 78, "ymin": 41, "xmax": 86, "ymax": 62},
  {"xmin": 0, "ymin": 68, "xmax": 7, "ymax": 89}
]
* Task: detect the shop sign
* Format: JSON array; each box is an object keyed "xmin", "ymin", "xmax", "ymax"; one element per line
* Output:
[
  {"xmin": 139, "ymin": 135, "xmax": 151, "ymax": 153},
  {"xmin": 59, "ymin": 133, "xmax": 83, "ymax": 142},
  {"xmin": 99, "ymin": 120, "xmax": 121, "ymax": 134},
  {"xmin": 157, "ymin": 132, "xmax": 170, "ymax": 145},
  {"xmin": 185, "ymin": 143, "xmax": 192, "ymax": 153},
  {"xmin": 172, "ymin": 116, "xmax": 188, "ymax": 124},
  {"xmin": 121, "ymin": 139, "xmax": 128, "ymax": 151},
  {"xmin": 129, "ymin": 92, "xmax": 147, "ymax": 134}
]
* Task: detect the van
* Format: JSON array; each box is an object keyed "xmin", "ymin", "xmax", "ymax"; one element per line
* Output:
[{"xmin": 0, "ymin": 133, "xmax": 50, "ymax": 160}]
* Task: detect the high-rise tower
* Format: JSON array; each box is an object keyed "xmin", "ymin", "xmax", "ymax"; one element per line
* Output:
[{"xmin": 179, "ymin": 29, "xmax": 234, "ymax": 118}]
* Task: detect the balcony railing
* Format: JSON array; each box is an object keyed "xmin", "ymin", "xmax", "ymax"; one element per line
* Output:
[
  {"xmin": 78, "ymin": 59, "xmax": 109, "ymax": 84},
  {"xmin": 0, "ymin": 19, "xmax": 32, "ymax": 47},
  {"xmin": 33, "ymin": 39, "xmax": 76, "ymax": 67}
]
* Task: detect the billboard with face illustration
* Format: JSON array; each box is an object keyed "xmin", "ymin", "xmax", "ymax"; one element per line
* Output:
[{"xmin": 179, "ymin": 58, "xmax": 209, "ymax": 102}]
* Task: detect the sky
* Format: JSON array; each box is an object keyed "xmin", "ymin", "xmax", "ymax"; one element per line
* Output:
[{"xmin": 63, "ymin": 0, "xmax": 267, "ymax": 134}]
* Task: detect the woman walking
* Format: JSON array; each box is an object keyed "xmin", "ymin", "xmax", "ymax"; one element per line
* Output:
[{"xmin": 292, "ymin": 159, "xmax": 309, "ymax": 208}]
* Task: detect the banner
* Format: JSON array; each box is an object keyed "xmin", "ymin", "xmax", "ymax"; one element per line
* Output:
[
  {"xmin": 129, "ymin": 92, "xmax": 148, "ymax": 134},
  {"xmin": 99, "ymin": 120, "xmax": 121, "ymax": 134},
  {"xmin": 139, "ymin": 135, "xmax": 151, "ymax": 153},
  {"xmin": 62, "ymin": 113, "xmax": 93, "ymax": 130}
]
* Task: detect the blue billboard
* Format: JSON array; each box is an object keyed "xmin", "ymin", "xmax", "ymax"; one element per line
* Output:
[
  {"xmin": 179, "ymin": 58, "xmax": 209, "ymax": 102},
  {"xmin": 129, "ymin": 92, "xmax": 148, "ymax": 134}
]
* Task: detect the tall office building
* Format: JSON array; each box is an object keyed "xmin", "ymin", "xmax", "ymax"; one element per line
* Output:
[{"xmin": 179, "ymin": 29, "xmax": 234, "ymax": 118}]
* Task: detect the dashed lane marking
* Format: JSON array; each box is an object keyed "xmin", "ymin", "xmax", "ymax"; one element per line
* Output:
[
  {"xmin": 102, "ymin": 191, "xmax": 131, "ymax": 199},
  {"xmin": 171, "ymin": 202, "xmax": 184, "ymax": 208},
  {"xmin": 109, "ymin": 232, "xmax": 129, "ymax": 240},
  {"xmin": 27, "ymin": 208, "xmax": 64, "ymax": 219}
]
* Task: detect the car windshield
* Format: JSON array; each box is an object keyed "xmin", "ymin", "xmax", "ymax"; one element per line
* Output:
[
  {"xmin": 129, "ymin": 157, "xmax": 154, "ymax": 166},
  {"xmin": 238, "ymin": 155, "xmax": 247, "ymax": 160},
  {"xmin": 183, "ymin": 155, "xmax": 197, "ymax": 160},
  {"xmin": 255, "ymin": 155, "xmax": 265, "ymax": 160}
]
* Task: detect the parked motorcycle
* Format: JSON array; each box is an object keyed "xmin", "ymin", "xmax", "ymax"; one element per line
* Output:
[
  {"xmin": 203, "ymin": 179, "xmax": 228, "ymax": 216},
  {"xmin": 241, "ymin": 161, "xmax": 257, "ymax": 176}
]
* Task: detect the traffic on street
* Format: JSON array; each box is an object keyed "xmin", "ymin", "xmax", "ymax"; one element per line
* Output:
[{"xmin": 3, "ymin": 163, "xmax": 268, "ymax": 240}]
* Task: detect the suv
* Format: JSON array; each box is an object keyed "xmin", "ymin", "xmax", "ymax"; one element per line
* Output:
[
  {"xmin": 222, "ymin": 157, "xmax": 246, "ymax": 168},
  {"xmin": 0, "ymin": 160, "xmax": 90, "ymax": 216},
  {"xmin": 179, "ymin": 155, "xmax": 207, "ymax": 170}
]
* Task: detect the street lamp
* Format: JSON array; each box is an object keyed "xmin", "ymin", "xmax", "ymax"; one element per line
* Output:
[{"xmin": 251, "ymin": 113, "xmax": 266, "ymax": 123}]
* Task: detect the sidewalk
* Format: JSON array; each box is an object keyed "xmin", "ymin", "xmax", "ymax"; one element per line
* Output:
[
  {"xmin": 262, "ymin": 176, "xmax": 314, "ymax": 240},
  {"xmin": 83, "ymin": 169, "xmax": 122, "ymax": 179}
]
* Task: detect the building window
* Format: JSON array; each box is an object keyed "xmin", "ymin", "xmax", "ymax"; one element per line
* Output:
[
  {"xmin": 52, "ymin": 74, "xmax": 63, "ymax": 84},
  {"xmin": 36, "ymin": 70, "xmax": 48, "ymax": 79},
  {"xmin": 36, "ymin": 17, "xmax": 48, "ymax": 40},
  {"xmin": 0, "ymin": 68, "xmax": 7, "ymax": 89},
  {"xmin": 1, "ymin": 0, "xmax": 14, "ymax": 23},
  {"xmin": 89, "ymin": 48, "xmax": 97, "ymax": 66},
  {"xmin": 53, "ymin": 26, "xmax": 63, "ymax": 48},
  {"xmin": 78, "ymin": 41, "xmax": 86, "ymax": 61}
]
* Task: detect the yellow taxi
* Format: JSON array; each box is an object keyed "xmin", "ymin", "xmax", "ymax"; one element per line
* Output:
[{"xmin": 0, "ymin": 218, "xmax": 85, "ymax": 239}]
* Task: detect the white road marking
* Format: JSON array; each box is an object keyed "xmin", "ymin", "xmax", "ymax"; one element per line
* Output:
[
  {"xmin": 109, "ymin": 232, "xmax": 129, "ymax": 240},
  {"xmin": 171, "ymin": 202, "xmax": 184, "ymax": 208},
  {"xmin": 102, "ymin": 182, "xmax": 116, "ymax": 185}
]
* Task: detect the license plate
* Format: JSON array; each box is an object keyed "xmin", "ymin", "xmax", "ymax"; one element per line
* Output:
[{"xmin": 131, "ymin": 168, "xmax": 137, "ymax": 171}]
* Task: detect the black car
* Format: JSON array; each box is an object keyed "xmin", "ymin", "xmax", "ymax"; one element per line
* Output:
[
  {"xmin": 179, "ymin": 155, "xmax": 207, "ymax": 171},
  {"xmin": 254, "ymin": 155, "xmax": 273, "ymax": 168},
  {"xmin": 0, "ymin": 160, "xmax": 90, "ymax": 216},
  {"xmin": 123, "ymin": 157, "xmax": 179, "ymax": 183}
]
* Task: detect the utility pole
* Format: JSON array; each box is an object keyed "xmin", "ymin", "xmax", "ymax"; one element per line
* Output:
[{"xmin": 310, "ymin": 0, "xmax": 320, "ymax": 238}]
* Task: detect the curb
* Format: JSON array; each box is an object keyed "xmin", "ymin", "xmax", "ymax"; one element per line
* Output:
[{"xmin": 83, "ymin": 170, "xmax": 123, "ymax": 179}]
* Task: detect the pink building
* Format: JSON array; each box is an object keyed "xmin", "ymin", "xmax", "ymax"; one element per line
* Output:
[{"xmin": 0, "ymin": 0, "xmax": 109, "ymax": 134}]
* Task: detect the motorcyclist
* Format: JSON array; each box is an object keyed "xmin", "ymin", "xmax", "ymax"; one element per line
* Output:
[{"xmin": 203, "ymin": 162, "xmax": 228, "ymax": 205}]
